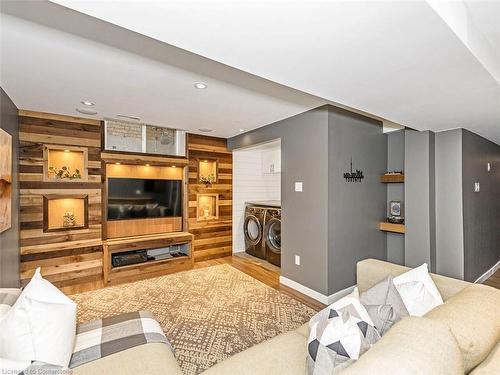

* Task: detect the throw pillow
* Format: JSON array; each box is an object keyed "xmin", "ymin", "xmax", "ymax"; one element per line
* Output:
[
  {"xmin": 0, "ymin": 268, "xmax": 77, "ymax": 367},
  {"xmin": 359, "ymin": 276, "xmax": 408, "ymax": 335},
  {"xmin": 307, "ymin": 309, "xmax": 380, "ymax": 375},
  {"xmin": 310, "ymin": 287, "xmax": 375, "ymax": 328},
  {"xmin": 392, "ymin": 263, "xmax": 443, "ymax": 316}
]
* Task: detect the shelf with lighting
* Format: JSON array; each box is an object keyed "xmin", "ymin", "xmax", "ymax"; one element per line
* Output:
[
  {"xmin": 196, "ymin": 193, "xmax": 219, "ymax": 221},
  {"xmin": 43, "ymin": 145, "xmax": 88, "ymax": 182},
  {"xmin": 198, "ymin": 158, "xmax": 218, "ymax": 184},
  {"xmin": 43, "ymin": 194, "xmax": 88, "ymax": 232}
]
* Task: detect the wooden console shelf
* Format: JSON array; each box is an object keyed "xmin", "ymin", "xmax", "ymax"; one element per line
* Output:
[
  {"xmin": 103, "ymin": 232, "xmax": 194, "ymax": 285},
  {"xmin": 379, "ymin": 222, "xmax": 405, "ymax": 234},
  {"xmin": 380, "ymin": 174, "xmax": 404, "ymax": 183}
]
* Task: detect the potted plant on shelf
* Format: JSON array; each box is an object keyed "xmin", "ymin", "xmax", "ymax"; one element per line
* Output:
[
  {"xmin": 199, "ymin": 174, "xmax": 216, "ymax": 187},
  {"xmin": 48, "ymin": 166, "xmax": 82, "ymax": 180}
]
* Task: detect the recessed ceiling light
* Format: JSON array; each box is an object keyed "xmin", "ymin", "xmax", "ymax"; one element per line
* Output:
[
  {"xmin": 81, "ymin": 100, "xmax": 94, "ymax": 106},
  {"xmin": 145, "ymin": 164, "xmax": 150, "ymax": 167},
  {"xmin": 198, "ymin": 128, "xmax": 213, "ymax": 133},
  {"xmin": 64, "ymin": 149, "xmax": 70, "ymax": 153},
  {"xmin": 171, "ymin": 165, "xmax": 177, "ymax": 168},
  {"xmin": 239, "ymin": 128, "xmax": 245, "ymax": 132},
  {"xmin": 115, "ymin": 162, "xmax": 121, "ymax": 165},
  {"xmin": 194, "ymin": 82, "xmax": 207, "ymax": 89},
  {"xmin": 76, "ymin": 107, "xmax": 97, "ymax": 115}
]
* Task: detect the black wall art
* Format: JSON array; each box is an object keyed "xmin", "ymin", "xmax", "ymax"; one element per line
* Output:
[{"xmin": 343, "ymin": 157, "xmax": 364, "ymax": 182}]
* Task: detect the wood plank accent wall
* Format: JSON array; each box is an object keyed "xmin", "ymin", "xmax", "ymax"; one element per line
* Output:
[
  {"xmin": 187, "ymin": 134, "xmax": 233, "ymax": 261},
  {"xmin": 18, "ymin": 110, "xmax": 103, "ymax": 293}
]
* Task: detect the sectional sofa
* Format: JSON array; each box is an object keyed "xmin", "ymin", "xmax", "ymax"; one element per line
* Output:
[{"xmin": 69, "ymin": 258, "xmax": 500, "ymax": 375}]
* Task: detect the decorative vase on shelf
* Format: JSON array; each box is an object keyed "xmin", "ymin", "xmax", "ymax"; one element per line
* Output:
[{"xmin": 63, "ymin": 211, "xmax": 76, "ymax": 227}]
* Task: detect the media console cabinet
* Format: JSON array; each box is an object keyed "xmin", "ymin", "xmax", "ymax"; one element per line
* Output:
[{"xmin": 103, "ymin": 231, "xmax": 194, "ymax": 285}]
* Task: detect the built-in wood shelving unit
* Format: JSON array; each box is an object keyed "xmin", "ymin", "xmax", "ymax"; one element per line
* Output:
[
  {"xmin": 379, "ymin": 222, "xmax": 405, "ymax": 234},
  {"xmin": 103, "ymin": 231, "xmax": 194, "ymax": 285},
  {"xmin": 379, "ymin": 173, "xmax": 404, "ymax": 183}
]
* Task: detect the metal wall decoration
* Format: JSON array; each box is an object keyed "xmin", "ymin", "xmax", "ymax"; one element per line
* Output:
[{"xmin": 343, "ymin": 157, "xmax": 364, "ymax": 182}]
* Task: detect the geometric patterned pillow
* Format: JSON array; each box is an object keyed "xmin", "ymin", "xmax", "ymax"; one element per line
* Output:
[
  {"xmin": 307, "ymin": 289, "xmax": 381, "ymax": 375},
  {"xmin": 309, "ymin": 287, "xmax": 376, "ymax": 329},
  {"xmin": 360, "ymin": 276, "xmax": 409, "ymax": 335}
]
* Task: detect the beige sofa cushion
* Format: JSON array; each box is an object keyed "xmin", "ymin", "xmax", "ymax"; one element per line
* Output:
[
  {"xmin": 341, "ymin": 317, "xmax": 464, "ymax": 375},
  {"xmin": 470, "ymin": 340, "xmax": 500, "ymax": 375},
  {"xmin": 357, "ymin": 258, "xmax": 470, "ymax": 301},
  {"xmin": 71, "ymin": 343, "xmax": 183, "ymax": 375},
  {"xmin": 425, "ymin": 284, "xmax": 500, "ymax": 373},
  {"xmin": 201, "ymin": 330, "xmax": 307, "ymax": 375},
  {"xmin": 295, "ymin": 323, "xmax": 310, "ymax": 338}
]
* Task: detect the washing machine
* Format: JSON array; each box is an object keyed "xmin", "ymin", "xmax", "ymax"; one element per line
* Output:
[
  {"xmin": 244, "ymin": 205, "xmax": 266, "ymax": 259},
  {"xmin": 264, "ymin": 208, "xmax": 281, "ymax": 267}
]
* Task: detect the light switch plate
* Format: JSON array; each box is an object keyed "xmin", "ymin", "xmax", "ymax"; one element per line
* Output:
[
  {"xmin": 295, "ymin": 255, "xmax": 301, "ymax": 266},
  {"xmin": 487, "ymin": 162, "xmax": 491, "ymax": 172},
  {"xmin": 295, "ymin": 182, "xmax": 303, "ymax": 192},
  {"xmin": 474, "ymin": 182, "xmax": 480, "ymax": 192}
]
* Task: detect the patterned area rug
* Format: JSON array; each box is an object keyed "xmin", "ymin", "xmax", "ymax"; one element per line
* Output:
[{"xmin": 70, "ymin": 264, "xmax": 315, "ymax": 374}]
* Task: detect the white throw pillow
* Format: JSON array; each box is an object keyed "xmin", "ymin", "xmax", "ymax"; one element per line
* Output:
[
  {"xmin": 393, "ymin": 263, "xmax": 443, "ymax": 316},
  {"xmin": 0, "ymin": 268, "xmax": 77, "ymax": 367}
]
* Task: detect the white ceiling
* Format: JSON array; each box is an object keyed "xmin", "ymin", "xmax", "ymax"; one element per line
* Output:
[
  {"xmin": 2, "ymin": 1, "xmax": 500, "ymax": 143},
  {"xmin": 0, "ymin": 2, "xmax": 325, "ymax": 138}
]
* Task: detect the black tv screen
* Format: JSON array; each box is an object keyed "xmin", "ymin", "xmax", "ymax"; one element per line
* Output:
[{"xmin": 107, "ymin": 178, "xmax": 182, "ymax": 221}]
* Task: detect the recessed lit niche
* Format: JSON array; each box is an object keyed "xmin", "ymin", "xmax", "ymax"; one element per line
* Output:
[
  {"xmin": 198, "ymin": 159, "xmax": 217, "ymax": 185},
  {"xmin": 196, "ymin": 194, "xmax": 219, "ymax": 221},
  {"xmin": 44, "ymin": 145, "xmax": 88, "ymax": 182},
  {"xmin": 43, "ymin": 195, "xmax": 88, "ymax": 232}
]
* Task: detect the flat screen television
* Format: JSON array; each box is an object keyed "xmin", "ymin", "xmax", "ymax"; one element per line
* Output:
[{"xmin": 107, "ymin": 178, "xmax": 182, "ymax": 221}]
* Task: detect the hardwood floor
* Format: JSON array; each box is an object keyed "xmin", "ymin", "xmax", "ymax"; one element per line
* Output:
[
  {"xmin": 195, "ymin": 254, "xmax": 326, "ymax": 311},
  {"xmin": 483, "ymin": 268, "xmax": 500, "ymax": 289},
  {"xmin": 196, "ymin": 255, "xmax": 499, "ymax": 312}
]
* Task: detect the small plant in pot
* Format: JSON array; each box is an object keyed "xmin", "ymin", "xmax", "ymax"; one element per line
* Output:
[
  {"xmin": 49, "ymin": 166, "xmax": 82, "ymax": 180},
  {"xmin": 199, "ymin": 174, "xmax": 216, "ymax": 187}
]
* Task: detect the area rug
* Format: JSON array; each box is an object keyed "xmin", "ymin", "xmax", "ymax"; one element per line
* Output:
[{"xmin": 70, "ymin": 264, "xmax": 316, "ymax": 374}]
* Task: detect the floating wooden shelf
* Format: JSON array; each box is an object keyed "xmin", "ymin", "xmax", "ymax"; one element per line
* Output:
[
  {"xmin": 380, "ymin": 174, "xmax": 404, "ymax": 183},
  {"xmin": 379, "ymin": 222, "xmax": 405, "ymax": 234}
]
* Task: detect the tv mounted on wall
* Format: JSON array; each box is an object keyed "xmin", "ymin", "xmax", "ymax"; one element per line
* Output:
[{"xmin": 107, "ymin": 178, "xmax": 182, "ymax": 221}]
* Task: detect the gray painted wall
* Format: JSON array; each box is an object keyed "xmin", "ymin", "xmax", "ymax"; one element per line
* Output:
[
  {"xmin": 386, "ymin": 131, "xmax": 405, "ymax": 265},
  {"xmin": 327, "ymin": 108, "xmax": 387, "ymax": 293},
  {"xmin": 229, "ymin": 105, "xmax": 387, "ymax": 296},
  {"xmin": 404, "ymin": 130, "xmax": 436, "ymax": 271},
  {"xmin": 0, "ymin": 87, "xmax": 20, "ymax": 287},
  {"xmin": 462, "ymin": 130, "xmax": 500, "ymax": 282},
  {"xmin": 435, "ymin": 129, "xmax": 464, "ymax": 279},
  {"xmin": 228, "ymin": 106, "xmax": 330, "ymax": 295}
]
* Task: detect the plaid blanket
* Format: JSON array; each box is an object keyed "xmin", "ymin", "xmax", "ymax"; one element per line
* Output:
[
  {"xmin": 15, "ymin": 310, "xmax": 171, "ymax": 373},
  {"xmin": 69, "ymin": 310, "xmax": 171, "ymax": 368}
]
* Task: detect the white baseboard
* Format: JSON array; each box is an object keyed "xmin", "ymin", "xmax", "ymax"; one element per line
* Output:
[
  {"xmin": 232, "ymin": 248, "xmax": 245, "ymax": 253},
  {"xmin": 475, "ymin": 259, "xmax": 500, "ymax": 283},
  {"xmin": 279, "ymin": 276, "xmax": 354, "ymax": 305}
]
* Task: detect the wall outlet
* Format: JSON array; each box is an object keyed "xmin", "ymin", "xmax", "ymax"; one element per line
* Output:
[
  {"xmin": 474, "ymin": 182, "xmax": 480, "ymax": 192},
  {"xmin": 295, "ymin": 182, "xmax": 303, "ymax": 192},
  {"xmin": 295, "ymin": 255, "xmax": 301, "ymax": 266}
]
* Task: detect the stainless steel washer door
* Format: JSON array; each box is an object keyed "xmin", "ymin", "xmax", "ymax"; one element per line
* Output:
[
  {"xmin": 244, "ymin": 215, "xmax": 262, "ymax": 245},
  {"xmin": 265, "ymin": 218, "xmax": 281, "ymax": 253}
]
